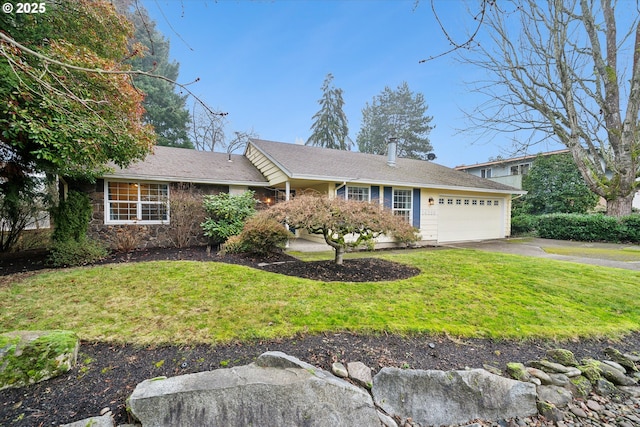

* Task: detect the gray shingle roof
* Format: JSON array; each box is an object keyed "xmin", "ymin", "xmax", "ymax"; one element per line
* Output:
[
  {"xmin": 105, "ymin": 146, "xmax": 269, "ymax": 186},
  {"xmin": 248, "ymin": 139, "xmax": 523, "ymax": 193}
]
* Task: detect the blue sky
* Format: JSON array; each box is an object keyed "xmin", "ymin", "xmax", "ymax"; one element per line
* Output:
[{"xmin": 143, "ymin": 0, "xmax": 561, "ymax": 168}]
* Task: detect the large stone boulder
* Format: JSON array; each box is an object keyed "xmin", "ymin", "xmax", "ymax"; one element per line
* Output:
[
  {"xmin": 0, "ymin": 330, "xmax": 79, "ymax": 390},
  {"xmin": 128, "ymin": 351, "xmax": 382, "ymax": 426},
  {"xmin": 372, "ymin": 367, "xmax": 538, "ymax": 426}
]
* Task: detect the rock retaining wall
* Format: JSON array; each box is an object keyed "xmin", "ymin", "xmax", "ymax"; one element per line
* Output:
[{"xmin": 60, "ymin": 344, "xmax": 640, "ymax": 427}]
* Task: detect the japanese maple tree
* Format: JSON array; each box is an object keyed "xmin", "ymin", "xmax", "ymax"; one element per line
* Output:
[{"xmin": 262, "ymin": 193, "xmax": 419, "ymax": 265}]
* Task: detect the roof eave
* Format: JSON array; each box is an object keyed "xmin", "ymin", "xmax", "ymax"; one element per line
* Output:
[
  {"xmin": 247, "ymin": 140, "xmax": 294, "ymax": 178},
  {"xmin": 102, "ymin": 173, "xmax": 270, "ymax": 187},
  {"xmin": 287, "ymin": 174, "xmax": 523, "ymax": 194}
]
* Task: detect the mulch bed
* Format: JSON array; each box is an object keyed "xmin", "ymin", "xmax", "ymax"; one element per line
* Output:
[
  {"xmin": 1, "ymin": 245, "xmax": 420, "ymax": 282},
  {"xmin": 1, "ymin": 245, "xmax": 640, "ymax": 426}
]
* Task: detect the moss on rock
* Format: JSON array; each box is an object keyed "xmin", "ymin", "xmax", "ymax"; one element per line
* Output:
[
  {"xmin": 546, "ymin": 348, "xmax": 578, "ymax": 367},
  {"xmin": 569, "ymin": 375, "xmax": 592, "ymax": 398},
  {"xmin": 506, "ymin": 362, "xmax": 530, "ymax": 382},
  {"xmin": 0, "ymin": 330, "xmax": 79, "ymax": 390},
  {"xmin": 578, "ymin": 358, "xmax": 602, "ymax": 384}
]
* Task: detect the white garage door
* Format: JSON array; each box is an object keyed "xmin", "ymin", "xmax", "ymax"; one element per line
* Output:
[{"xmin": 437, "ymin": 196, "xmax": 505, "ymax": 243}]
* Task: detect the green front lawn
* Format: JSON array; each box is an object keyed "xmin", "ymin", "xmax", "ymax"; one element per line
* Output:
[{"xmin": 1, "ymin": 248, "xmax": 638, "ymax": 345}]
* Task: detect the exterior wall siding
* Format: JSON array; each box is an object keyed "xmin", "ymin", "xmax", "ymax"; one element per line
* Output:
[
  {"xmin": 245, "ymin": 144, "xmax": 288, "ymax": 185},
  {"xmin": 418, "ymin": 189, "xmax": 439, "ymax": 243}
]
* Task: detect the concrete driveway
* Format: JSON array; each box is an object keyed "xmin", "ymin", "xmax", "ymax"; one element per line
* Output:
[{"xmin": 445, "ymin": 238, "xmax": 640, "ymax": 271}]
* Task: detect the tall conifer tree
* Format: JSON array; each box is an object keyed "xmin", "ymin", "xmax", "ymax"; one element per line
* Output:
[
  {"xmin": 357, "ymin": 82, "xmax": 434, "ymax": 160},
  {"xmin": 307, "ymin": 73, "xmax": 350, "ymax": 150},
  {"xmin": 117, "ymin": 2, "xmax": 193, "ymax": 148}
]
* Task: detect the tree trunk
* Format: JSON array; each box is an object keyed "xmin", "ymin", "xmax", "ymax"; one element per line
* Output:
[
  {"xmin": 334, "ymin": 246, "xmax": 345, "ymax": 265},
  {"xmin": 606, "ymin": 194, "xmax": 634, "ymax": 217}
]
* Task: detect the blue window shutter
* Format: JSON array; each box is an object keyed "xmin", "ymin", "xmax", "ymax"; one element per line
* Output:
[
  {"xmin": 412, "ymin": 188, "xmax": 420, "ymax": 228},
  {"xmin": 336, "ymin": 185, "xmax": 346, "ymax": 199},
  {"xmin": 371, "ymin": 186, "xmax": 380, "ymax": 202},
  {"xmin": 383, "ymin": 187, "xmax": 392, "ymax": 209}
]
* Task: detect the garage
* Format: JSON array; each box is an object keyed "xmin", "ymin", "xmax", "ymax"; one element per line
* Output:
[{"xmin": 436, "ymin": 195, "xmax": 506, "ymax": 243}]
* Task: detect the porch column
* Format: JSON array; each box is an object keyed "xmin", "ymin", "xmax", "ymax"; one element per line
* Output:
[{"xmin": 284, "ymin": 181, "xmax": 291, "ymax": 248}]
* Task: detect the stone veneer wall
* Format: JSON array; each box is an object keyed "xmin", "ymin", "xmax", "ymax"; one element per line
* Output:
[{"xmin": 69, "ymin": 179, "xmax": 273, "ymax": 250}]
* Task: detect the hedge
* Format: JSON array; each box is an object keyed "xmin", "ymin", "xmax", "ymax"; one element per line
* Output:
[{"xmin": 511, "ymin": 213, "xmax": 640, "ymax": 244}]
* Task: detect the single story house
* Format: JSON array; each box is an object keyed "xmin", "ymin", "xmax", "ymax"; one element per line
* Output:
[{"xmin": 73, "ymin": 138, "xmax": 524, "ymax": 249}]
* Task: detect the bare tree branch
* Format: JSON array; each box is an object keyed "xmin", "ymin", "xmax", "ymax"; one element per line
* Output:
[
  {"xmin": 0, "ymin": 31, "xmax": 226, "ymax": 118},
  {"xmin": 419, "ymin": 0, "xmax": 494, "ymax": 63},
  {"xmin": 457, "ymin": 0, "xmax": 640, "ymax": 216}
]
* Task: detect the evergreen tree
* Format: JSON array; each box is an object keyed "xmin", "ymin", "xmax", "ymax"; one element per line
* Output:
[
  {"xmin": 357, "ymin": 82, "xmax": 434, "ymax": 160},
  {"xmin": 306, "ymin": 73, "xmax": 350, "ymax": 150},
  {"xmin": 118, "ymin": 2, "xmax": 193, "ymax": 148},
  {"xmin": 521, "ymin": 153, "xmax": 598, "ymax": 215}
]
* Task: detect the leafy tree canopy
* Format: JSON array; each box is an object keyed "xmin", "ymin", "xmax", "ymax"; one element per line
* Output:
[
  {"xmin": 520, "ymin": 153, "xmax": 599, "ymax": 215},
  {"xmin": 306, "ymin": 73, "xmax": 350, "ymax": 150},
  {"xmin": 357, "ymin": 82, "xmax": 434, "ymax": 160},
  {"xmin": 0, "ymin": 0, "xmax": 155, "ymax": 180},
  {"xmin": 263, "ymin": 193, "xmax": 419, "ymax": 264}
]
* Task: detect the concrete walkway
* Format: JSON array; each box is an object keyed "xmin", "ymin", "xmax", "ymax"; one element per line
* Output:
[
  {"xmin": 287, "ymin": 238, "xmax": 332, "ymax": 252},
  {"xmin": 287, "ymin": 237, "xmax": 640, "ymax": 271}
]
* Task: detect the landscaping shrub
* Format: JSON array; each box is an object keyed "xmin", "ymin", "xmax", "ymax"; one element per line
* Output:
[
  {"xmin": 233, "ymin": 216, "xmax": 291, "ymax": 255},
  {"xmin": 514, "ymin": 213, "xmax": 640, "ymax": 243},
  {"xmin": 168, "ymin": 184, "xmax": 205, "ymax": 248},
  {"xmin": 535, "ymin": 213, "xmax": 621, "ymax": 242},
  {"xmin": 220, "ymin": 234, "xmax": 246, "ymax": 254},
  {"xmin": 47, "ymin": 237, "xmax": 108, "ymax": 267},
  {"xmin": 49, "ymin": 190, "xmax": 107, "ymax": 266},
  {"xmin": 510, "ymin": 214, "xmax": 538, "ymax": 236},
  {"xmin": 12, "ymin": 228, "xmax": 52, "ymax": 252},
  {"xmin": 201, "ymin": 191, "xmax": 256, "ymax": 245},
  {"xmin": 620, "ymin": 215, "xmax": 640, "ymax": 243},
  {"xmin": 110, "ymin": 224, "xmax": 144, "ymax": 252},
  {"xmin": 51, "ymin": 191, "xmax": 92, "ymax": 243}
]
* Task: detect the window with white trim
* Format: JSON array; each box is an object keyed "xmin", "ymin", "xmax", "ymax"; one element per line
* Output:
[
  {"xmin": 393, "ymin": 189, "xmax": 412, "ymax": 223},
  {"xmin": 106, "ymin": 181, "xmax": 169, "ymax": 224},
  {"xmin": 347, "ymin": 186, "xmax": 370, "ymax": 202}
]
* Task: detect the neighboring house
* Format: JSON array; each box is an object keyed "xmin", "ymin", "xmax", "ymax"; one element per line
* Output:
[
  {"xmin": 454, "ymin": 149, "xmax": 570, "ymax": 190},
  {"xmin": 72, "ymin": 139, "xmax": 524, "ymax": 249},
  {"xmin": 455, "ymin": 149, "xmax": 640, "ymax": 211}
]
